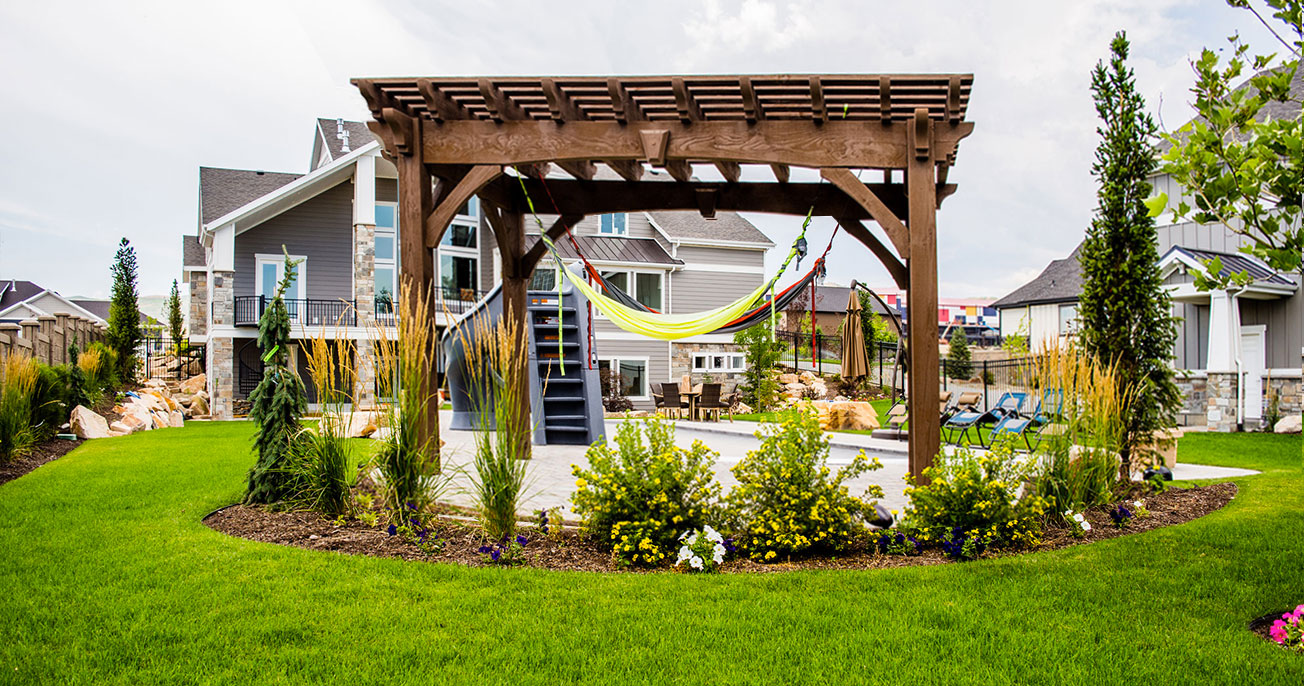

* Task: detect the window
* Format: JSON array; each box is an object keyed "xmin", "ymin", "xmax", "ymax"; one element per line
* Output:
[
  {"xmin": 255, "ymin": 254, "xmax": 306, "ymax": 320},
  {"xmin": 529, "ymin": 258, "xmax": 558, "ymax": 291},
  {"xmin": 440, "ymin": 254, "xmax": 479, "ymax": 298},
  {"xmin": 374, "ymin": 202, "xmax": 397, "ymax": 316},
  {"xmin": 1058, "ymin": 303, "xmax": 1079, "ymax": 336},
  {"xmin": 599, "ymin": 213, "xmax": 628, "ymax": 235},
  {"xmin": 598, "ymin": 357, "xmax": 648, "ymax": 399},
  {"xmin": 599, "ymin": 269, "xmax": 663, "ymax": 311},
  {"xmin": 693, "ymin": 353, "xmax": 746, "ymax": 373},
  {"xmin": 441, "ymin": 197, "xmax": 478, "ymax": 248}
]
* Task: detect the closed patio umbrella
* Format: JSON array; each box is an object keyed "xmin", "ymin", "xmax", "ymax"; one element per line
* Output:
[{"xmin": 841, "ymin": 289, "xmax": 869, "ymax": 381}]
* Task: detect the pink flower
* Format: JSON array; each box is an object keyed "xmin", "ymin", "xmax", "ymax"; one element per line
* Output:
[{"xmin": 1271, "ymin": 620, "xmax": 1289, "ymax": 645}]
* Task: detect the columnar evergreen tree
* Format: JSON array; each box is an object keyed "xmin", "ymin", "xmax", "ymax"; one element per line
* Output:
[
  {"xmin": 165, "ymin": 279, "xmax": 185, "ymax": 351},
  {"xmin": 106, "ymin": 238, "xmax": 142, "ymax": 382},
  {"xmin": 244, "ymin": 251, "xmax": 308, "ymax": 504},
  {"xmin": 947, "ymin": 328, "xmax": 972, "ymax": 380},
  {"xmin": 1079, "ymin": 32, "xmax": 1181, "ymax": 478}
]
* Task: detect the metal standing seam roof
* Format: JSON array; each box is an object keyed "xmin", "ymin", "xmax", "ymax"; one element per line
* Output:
[
  {"xmin": 524, "ymin": 235, "xmax": 682, "ymax": 266},
  {"xmin": 1166, "ymin": 245, "xmax": 1296, "ymax": 285}
]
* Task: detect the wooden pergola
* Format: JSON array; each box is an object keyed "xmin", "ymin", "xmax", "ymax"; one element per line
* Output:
[{"xmin": 352, "ymin": 74, "xmax": 974, "ymax": 478}]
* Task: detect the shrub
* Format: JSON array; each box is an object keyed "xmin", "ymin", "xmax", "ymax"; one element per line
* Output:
[
  {"xmin": 674, "ymin": 526, "xmax": 730, "ymax": 573},
  {"xmin": 0, "ymin": 354, "xmax": 40, "ymax": 461},
  {"xmin": 1269, "ymin": 606, "xmax": 1304, "ymax": 652},
  {"xmin": 947, "ymin": 329, "xmax": 972, "ymax": 379},
  {"xmin": 902, "ymin": 440, "xmax": 1047, "ymax": 550},
  {"xmin": 30, "ymin": 364, "xmax": 81, "ymax": 440},
  {"xmin": 284, "ymin": 428, "xmax": 353, "ymax": 517},
  {"xmin": 725, "ymin": 409, "xmax": 884, "ymax": 562},
  {"xmin": 599, "ymin": 367, "xmax": 633, "ymax": 413},
  {"xmin": 571, "ymin": 418, "xmax": 721, "ymax": 567},
  {"xmin": 79, "ymin": 344, "xmax": 119, "ymax": 404}
]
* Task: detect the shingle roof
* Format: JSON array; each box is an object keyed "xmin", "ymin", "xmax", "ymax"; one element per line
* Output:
[
  {"xmin": 182, "ymin": 235, "xmax": 204, "ymax": 268},
  {"xmin": 68, "ymin": 299, "xmax": 160, "ymax": 327},
  {"xmin": 1164, "ymin": 245, "xmax": 1295, "ymax": 285},
  {"xmin": 525, "ymin": 235, "xmax": 682, "ymax": 266},
  {"xmin": 0, "ymin": 280, "xmax": 45, "ymax": 312},
  {"xmin": 647, "ymin": 210, "xmax": 773, "ymax": 245},
  {"xmin": 199, "ymin": 167, "xmax": 302, "ymax": 225},
  {"xmin": 991, "ymin": 243, "xmax": 1084, "ymax": 309},
  {"xmin": 1157, "ymin": 64, "xmax": 1303, "ymax": 154},
  {"xmin": 316, "ymin": 118, "xmax": 376, "ymax": 162}
]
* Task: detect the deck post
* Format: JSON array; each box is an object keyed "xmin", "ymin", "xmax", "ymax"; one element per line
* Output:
[{"xmin": 906, "ymin": 108, "xmax": 940, "ymax": 482}]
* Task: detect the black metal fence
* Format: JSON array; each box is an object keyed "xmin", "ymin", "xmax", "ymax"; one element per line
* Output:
[
  {"xmin": 234, "ymin": 296, "xmax": 357, "ymax": 327},
  {"xmin": 139, "ymin": 336, "xmax": 205, "ymax": 382}
]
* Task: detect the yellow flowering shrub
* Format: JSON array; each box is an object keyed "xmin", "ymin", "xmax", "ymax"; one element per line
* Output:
[
  {"xmin": 902, "ymin": 439, "xmax": 1047, "ymax": 550},
  {"xmin": 571, "ymin": 418, "xmax": 721, "ymax": 567},
  {"xmin": 725, "ymin": 409, "xmax": 884, "ymax": 562}
]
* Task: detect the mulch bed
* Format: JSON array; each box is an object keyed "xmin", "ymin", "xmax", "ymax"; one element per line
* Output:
[
  {"xmin": 205, "ymin": 481, "xmax": 1237, "ymax": 574},
  {"xmin": 0, "ymin": 438, "xmax": 82, "ymax": 487}
]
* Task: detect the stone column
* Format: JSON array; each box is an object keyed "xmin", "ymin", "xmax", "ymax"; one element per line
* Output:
[
  {"xmin": 0, "ymin": 323, "xmax": 20, "ymax": 359},
  {"xmin": 209, "ymin": 337, "xmax": 234, "ymax": 420},
  {"xmin": 354, "ymin": 342, "xmax": 376, "ymax": 410},
  {"xmin": 1206, "ymin": 371, "xmax": 1239, "ymax": 432},
  {"xmin": 37, "ymin": 316, "xmax": 58, "ymax": 365},
  {"xmin": 210, "ymin": 271, "xmax": 234, "ymax": 327},
  {"xmin": 189, "ymin": 272, "xmax": 209, "ymax": 337},
  {"xmin": 54, "ymin": 312, "xmax": 71, "ymax": 362},
  {"xmin": 353, "ymin": 222, "xmax": 376, "ymax": 327},
  {"xmin": 19, "ymin": 319, "xmax": 39, "ymax": 343}
]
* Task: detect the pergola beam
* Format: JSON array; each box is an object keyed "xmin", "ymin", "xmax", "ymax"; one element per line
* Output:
[
  {"xmin": 417, "ymin": 120, "xmax": 973, "ymax": 169},
  {"xmin": 836, "ymin": 217, "xmax": 908, "ymax": 289},
  {"xmin": 821, "ymin": 167, "xmax": 911, "ymax": 257},
  {"xmin": 424, "ymin": 165, "xmax": 503, "ymax": 248}
]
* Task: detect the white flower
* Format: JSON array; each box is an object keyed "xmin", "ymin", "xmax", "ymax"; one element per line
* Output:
[
  {"xmin": 1072, "ymin": 513, "xmax": 1085, "ymax": 523},
  {"xmin": 712, "ymin": 549, "xmax": 724, "ymax": 564},
  {"xmin": 1081, "ymin": 521, "xmax": 1092, "ymax": 532},
  {"xmin": 704, "ymin": 526, "xmax": 723, "ymax": 543},
  {"xmin": 1133, "ymin": 500, "xmax": 1144, "ymax": 508},
  {"xmin": 1063, "ymin": 510, "xmax": 1072, "ymax": 517},
  {"xmin": 690, "ymin": 556, "xmax": 704, "ymax": 570},
  {"xmin": 679, "ymin": 530, "xmax": 691, "ymax": 541},
  {"xmin": 677, "ymin": 545, "xmax": 691, "ymax": 562}
]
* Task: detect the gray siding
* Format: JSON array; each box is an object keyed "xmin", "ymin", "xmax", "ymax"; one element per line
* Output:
[
  {"xmin": 1173, "ymin": 303, "xmax": 1209, "ymax": 370},
  {"xmin": 672, "ymin": 245, "xmax": 766, "ymax": 267},
  {"xmin": 669, "ymin": 269, "xmax": 764, "ymax": 315},
  {"xmin": 1241, "ymin": 296, "xmax": 1303, "ymax": 369},
  {"xmin": 233, "ymin": 180, "xmax": 354, "ymax": 299}
]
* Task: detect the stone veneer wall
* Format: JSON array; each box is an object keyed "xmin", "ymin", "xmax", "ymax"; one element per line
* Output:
[
  {"xmin": 1266, "ymin": 375, "xmax": 1302, "ymax": 420},
  {"xmin": 670, "ymin": 343, "xmax": 746, "ymax": 388},
  {"xmin": 1174, "ymin": 374, "xmax": 1208, "ymax": 427},
  {"xmin": 352, "ymin": 223, "xmax": 377, "ymax": 408},
  {"xmin": 1205, "ymin": 372, "xmax": 1239, "ymax": 432},
  {"xmin": 188, "ymin": 272, "xmax": 208, "ymax": 336},
  {"xmin": 210, "ymin": 271, "xmax": 235, "ymax": 420}
]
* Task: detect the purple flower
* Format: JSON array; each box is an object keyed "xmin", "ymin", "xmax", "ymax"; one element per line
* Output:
[
  {"xmin": 386, "ymin": 524, "xmax": 397, "ymax": 536},
  {"xmin": 405, "ymin": 502, "xmax": 416, "ymax": 511},
  {"xmin": 490, "ymin": 548, "xmax": 502, "ymax": 562},
  {"xmin": 515, "ymin": 535, "xmax": 528, "ymax": 547},
  {"xmin": 478, "ymin": 545, "xmax": 492, "ymax": 554},
  {"xmin": 723, "ymin": 538, "xmax": 737, "ymax": 553}
]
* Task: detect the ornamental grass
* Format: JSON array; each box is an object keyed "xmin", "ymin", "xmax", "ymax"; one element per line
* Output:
[{"xmin": 0, "ymin": 353, "xmax": 40, "ymax": 461}]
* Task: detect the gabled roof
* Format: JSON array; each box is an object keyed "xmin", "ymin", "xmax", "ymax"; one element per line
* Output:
[
  {"xmin": 1158, "ymin": 65, "xmax": 1303, "ymax": 154},
  {"xmin": 1160, "ymin": 245, "xmax": 1295, "ymax": 286},
  {"xmin": 0, "ymin": 280, "xmax": 44, "ymax": 312},
  {"xmin": 647, "ymin": 210, "xmax": 773, "ymax": 246},
  {"xmin": 182, "ymin": 234, "xmax": 204, "ymax": 268},
  {"xmin": 525, "ymin": 235, "xmax": 682, "ymax": 266},
  {"xmin": 991, "ymin": 243, "xmax": 1084, "ymax": 309},
  {"xmin": 199, "ymin": 167, "xmax": 302, "ymax": 225},
  {"xmin": 316, "ymin": 118, "xmax": 375, "ymax": 163}
]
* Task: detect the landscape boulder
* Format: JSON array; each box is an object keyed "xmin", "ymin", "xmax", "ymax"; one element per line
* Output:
[
  {"xmin": 189, "ymin": 394, "xmax": 209, "ymax": 417},
  {"xmin": 168, "ymin": 410, "xmax": 185, "ymax": 428},
  {"xmin": 1275, "ymin": 414, "xmax": 1302, "ymax": 434},
  {"xmin": 179, "ymin": 373, "xmax": 206, "ymax": 395},
  {"xmin": 70, "ymin": 405, "xmax": 110, "ymax": 439},
  {"xmin": 828, "ymin": 401, "xmax": 879, "ymax": 431},
  {"xmin": 112, "ymin": 414, "xmax": 146, "ymax": 434},
  {"xmin": 778, "ymin": 373, "xmax": 800, "ymax": 385}
]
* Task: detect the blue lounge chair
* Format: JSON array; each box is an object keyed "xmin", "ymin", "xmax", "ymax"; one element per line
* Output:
[
  {"xmin": 1031, "ymin": 389, "xmax": 1064, "ymax": 426},
  {"xmin": 942, "ymin": 391, "xmax": 1028, "ymax": 447},
  {"xmin": 989, "ymin": 414, "xmax": 1036, "ymax": 451}
]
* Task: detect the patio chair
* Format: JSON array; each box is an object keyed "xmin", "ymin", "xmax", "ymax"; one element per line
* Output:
[
  {"xmin": 697, "ymin": 383, "xmax": 729, "ymax": 422},
  {"xmin": 1031, "ymin": 389, "xmax": 1064, "ymax": 426},
  {"xmin": 657, "ymin": 383, "xmax": 688, "ymax": 420},
  {"xmin": 941, "ymin": 391, "xmax": 982, "ymax": 423},
  {"xmin": 938, "ymin": 390, "xmax": 953, "ymax": 415},
  {"xmin": 989, "ymin": 414, "xmax": 1036, "ymax": 451},
  {"xmin": 886, "ymin": 403, "xmax": 908, "ymax": 431},
  {"xmin": 942, "ymin": 391, "xmax": 1028, "ymax": 447}
]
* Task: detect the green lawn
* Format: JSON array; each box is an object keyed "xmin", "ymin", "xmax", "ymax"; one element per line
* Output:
[{"xmin": 0, "ymin": 424, "xmax": 1300, "ymax": 683}]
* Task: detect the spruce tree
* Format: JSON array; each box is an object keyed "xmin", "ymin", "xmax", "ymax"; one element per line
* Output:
[
  {"xmin": 106, "ymin": 238, "xmax": 142, "ymax": 382},
  {"xmin": 165, "ymin": 279, "xmax": 186, "ymax": 353},
  {"xmin": 244, "ymin": 251, "xmax": 308, "ymax": 504},
  {"xmin": 947, "ymin": 328, "xmax": 972, "ymax": 380},
  {"xmin": 1079, "ymin": 32, "xmax": 1180, "ymax": 478}
]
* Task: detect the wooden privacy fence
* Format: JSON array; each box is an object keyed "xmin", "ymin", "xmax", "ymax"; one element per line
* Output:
[{"xmin": 0, "ymin": 314, "xmax": 107, "ymax": 367}]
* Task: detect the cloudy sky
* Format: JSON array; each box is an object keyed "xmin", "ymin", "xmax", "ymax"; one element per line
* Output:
[{"xmin": 0, "ymin": 0, "xmax": 1284, "ymax": 302}]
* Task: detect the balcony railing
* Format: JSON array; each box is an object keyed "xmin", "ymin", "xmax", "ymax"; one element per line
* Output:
[
  {"xmin": 375, "ymin": 286, "xmax": 489, "ymax": 323},
  {"xmin": 234, "ymin": 296, "xmax": 357, "ymax": 327}
]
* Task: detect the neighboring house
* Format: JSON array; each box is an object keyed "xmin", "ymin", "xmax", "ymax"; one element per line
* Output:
[
  {"xmin": 0, "ymin": 279, "xmax": 157, "ymax": 329},
  {"xmin": 783, "ymin": 285, "xmax": 894, "ymax": 336},
  {"xmin": 186, "ymin": 119, "xmax": 774, "ymax": 417},
  {"xmin": 993, "ymin": 69, "xmax": 1303, "ymax": 430}
]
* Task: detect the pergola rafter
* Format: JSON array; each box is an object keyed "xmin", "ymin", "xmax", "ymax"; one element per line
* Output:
[{"xmin": 353, "ymin": 73, "xmax": 975, "ymax": 478}]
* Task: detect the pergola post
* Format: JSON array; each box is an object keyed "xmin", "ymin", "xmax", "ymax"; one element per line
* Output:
[
  {"xmin": 483, "ymin": 202, "xmax": 533, "ymax": 460},
  {"xmin": 395, "ymin": 120, "xmax": 439, "ymax": 459},
  {"xmin": 906, "ymin": 109, "xmax": 940, "ymax": 481}
]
